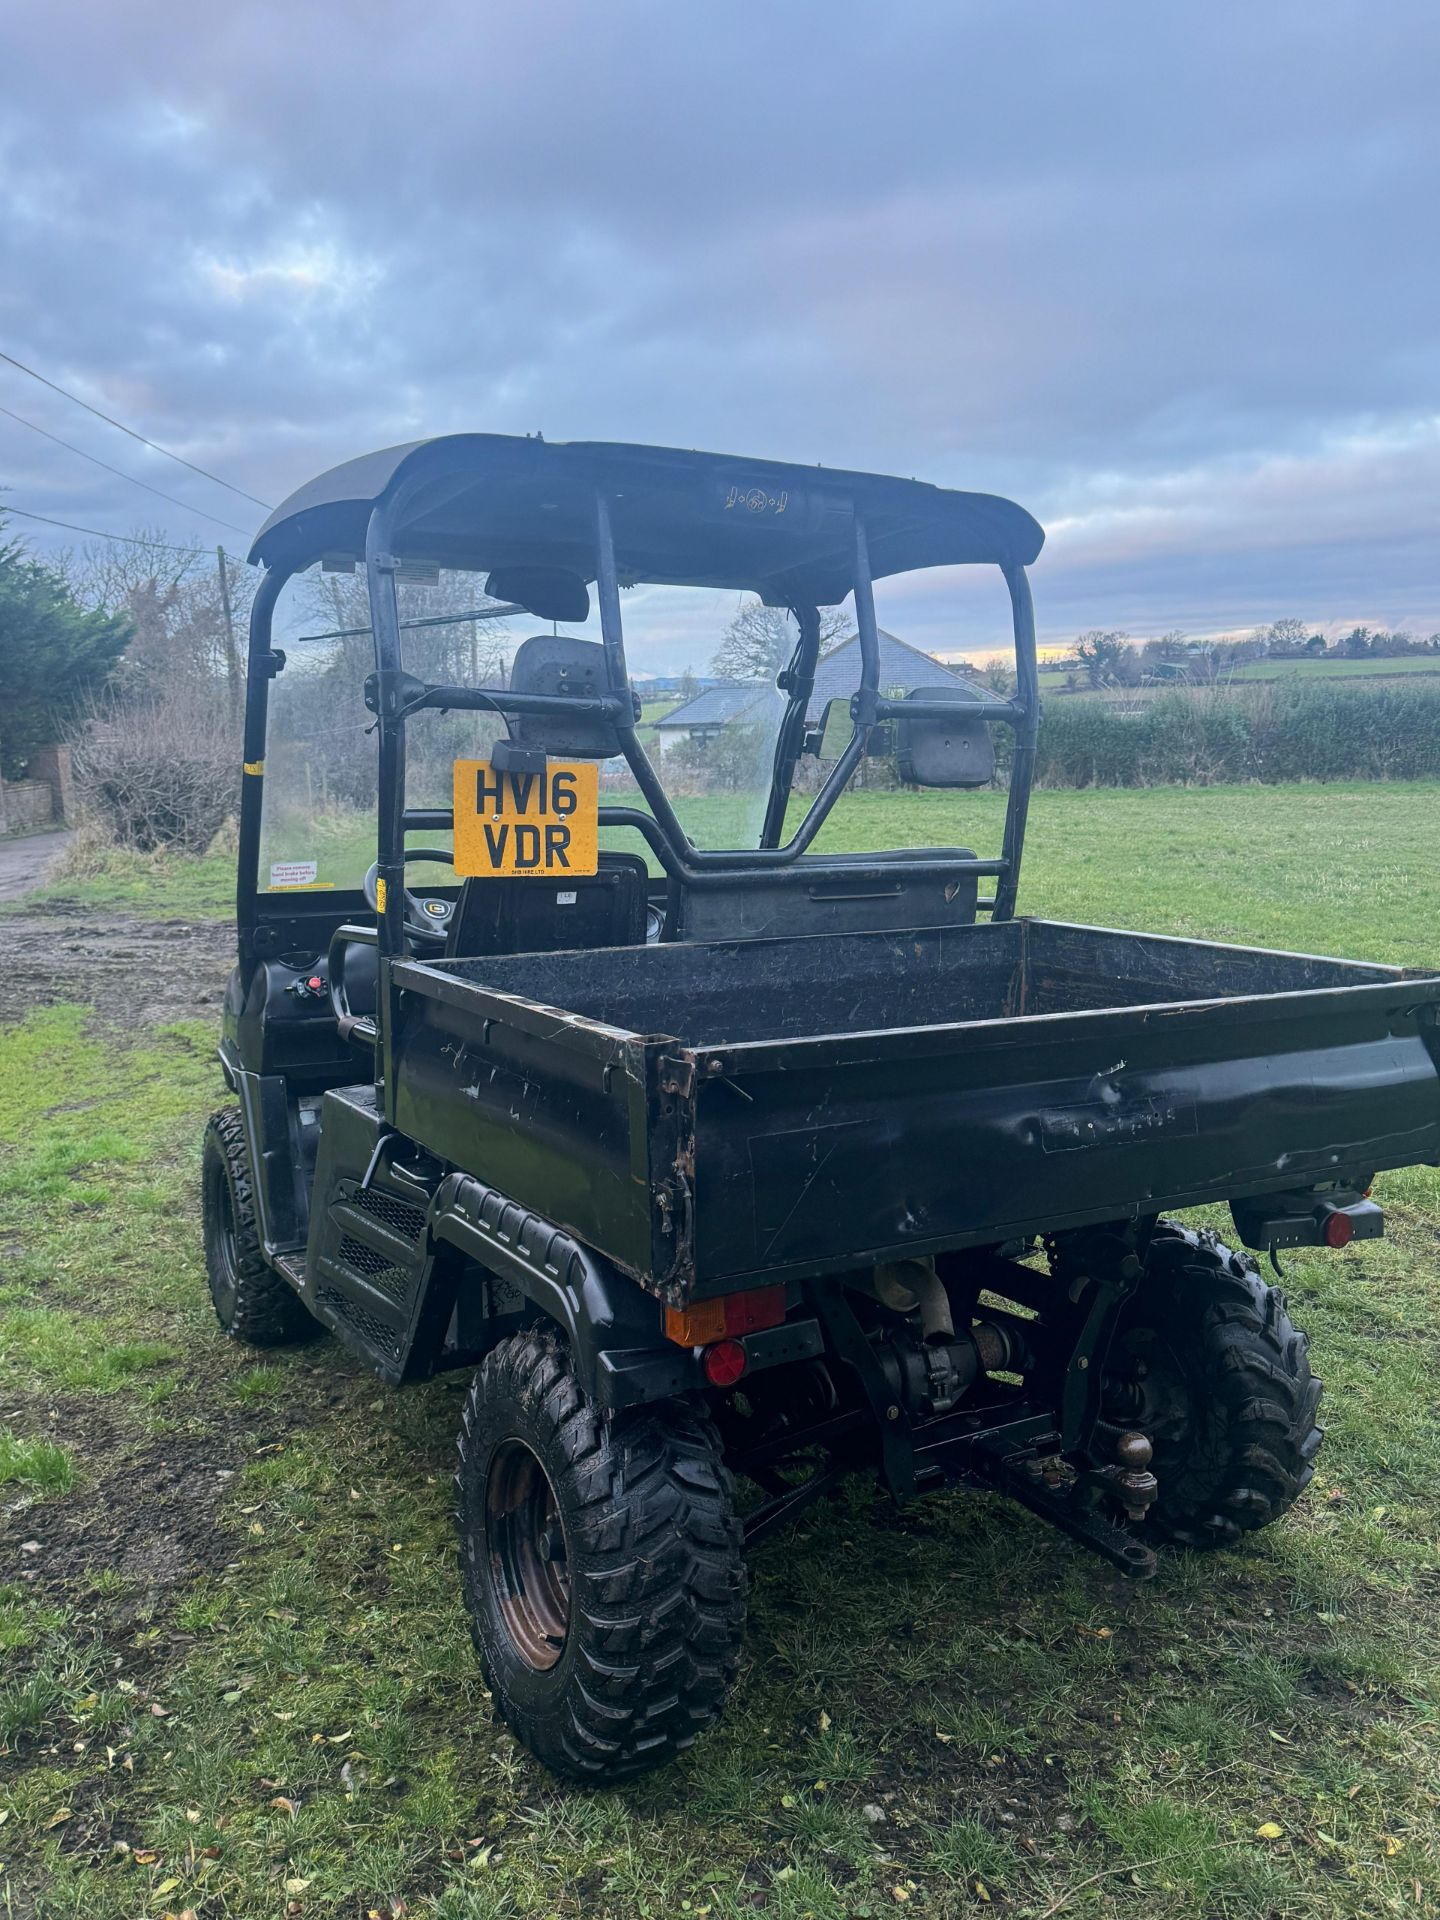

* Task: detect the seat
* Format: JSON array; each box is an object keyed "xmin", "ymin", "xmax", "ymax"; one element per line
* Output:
[{"xmin": 443, "ymin": 852, "xmax": 651, "ymax": 958}]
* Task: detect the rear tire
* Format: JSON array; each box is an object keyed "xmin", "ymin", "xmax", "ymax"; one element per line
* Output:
[
  {"xmin": 1105, "ymin": 1222, "xmax": 1323, "ymax": 1548},
  {"xmin": 201, "ymin": 1107, "xmax": 318, "ymax": 1347},
  {"xmin": 455, "ymin": 1329, "xmax": 746, "ymax": 1781}
]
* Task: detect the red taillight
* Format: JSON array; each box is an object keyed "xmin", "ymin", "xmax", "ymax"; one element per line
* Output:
[
  {"xmin": 663, "ymin": 1285, "xmax": 785, "ymax": 1347},
  {"xmin": 702, "ymin": 1338, "xmax": 748, "ymax": 1388},
  {"xmin": 1324, "ymin": 1211, "xmax": 1356, "ymax": 1248}
]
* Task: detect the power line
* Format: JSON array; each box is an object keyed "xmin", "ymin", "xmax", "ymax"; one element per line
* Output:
[
  {"xmin": 0, "ymin": 401, "xmax": 255, "ymax": 537},
  {"xmin": 0, "ymin": 504, "xmax": 220, "ymax": 558},
  {"xmin": 0, "ymin": 346, "xmax": 273, "ymax": 512}
]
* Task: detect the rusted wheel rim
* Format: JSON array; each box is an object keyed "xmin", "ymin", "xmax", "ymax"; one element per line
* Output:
[{"xmin": 487, "ymin": 1438, "xmax": 571, "ymax": 1671}]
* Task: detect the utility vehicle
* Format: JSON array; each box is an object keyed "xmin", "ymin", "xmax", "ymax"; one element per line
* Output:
[{"xmin": 205, "ymin": 434, "xmax": 1440, "ymax": 1780}]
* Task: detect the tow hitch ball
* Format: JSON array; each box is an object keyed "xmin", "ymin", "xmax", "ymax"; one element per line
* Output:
[{"xmin": 1077, "ymin": 1429, "xmax": 1160, "ymax": 1524}]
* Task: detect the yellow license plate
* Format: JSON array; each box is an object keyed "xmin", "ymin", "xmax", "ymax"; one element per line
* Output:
[{"xmin": 451, "ymin": 759, "xmax": 599, "ymax": 878}]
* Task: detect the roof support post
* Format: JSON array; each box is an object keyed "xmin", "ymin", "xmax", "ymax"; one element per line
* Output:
[
  {"xmin": 760, "ymin": 604, "xmax": 823, "ymax": 848},
  {"xmin": 592, "ymin": 491, "xmax": 632, "ymax": 694},
  {"xmin": 850, "ymin": 517, "xmax": 881, "ymax": 731},
  {"xmin": 993, "ymin": 562, "xmax": 1040, "ymax": 920},
  {"xmin": 364, "ymin": 499, "xmax": 410, "ymax": 973},
  {"xmin": 236, "ymin": 561, "xmax": 292, "ymax": 972}
]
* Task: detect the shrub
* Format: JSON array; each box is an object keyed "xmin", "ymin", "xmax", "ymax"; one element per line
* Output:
[
  {"xmin": 1029, "ymin": 680, "xmax": 1440, "ymax": 789},
  {"xmin": 70, "ymin": 682, "xmax": 240, "ymax": 853}
]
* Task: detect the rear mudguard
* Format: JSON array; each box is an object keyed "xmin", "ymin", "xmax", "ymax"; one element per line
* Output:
[{"xmin": 427, "ymin": 1173, "xmax": 700, "ymax": 1408}]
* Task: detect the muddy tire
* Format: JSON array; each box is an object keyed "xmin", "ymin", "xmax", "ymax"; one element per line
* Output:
[
  {"xmin": 455, "ymin": 1329, "xmax": 746, "ymax": 1781},
  {"xmin": 1106, "ymin": 1222, "xmax": 1323, "ymax": 1548},
  {"xmin": 201, "ymin": 1107, "xmax": 317, "ymax": 1346}
]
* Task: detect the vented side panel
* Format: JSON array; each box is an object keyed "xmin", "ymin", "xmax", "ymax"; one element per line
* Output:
[
  {"xmin": 315, "ymin": 1286, "xmax": 404, "ymax": 1361},
  {"xmin": 343, "ymin": 1186, "xmax": 426, "ymax": 1241},
  {"xmin": 334, "ymin": 1236, "xmax": 414, "ymax": 1306}
]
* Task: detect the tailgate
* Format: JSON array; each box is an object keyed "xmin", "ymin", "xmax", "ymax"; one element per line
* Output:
[{"xmin": 684, "ymin": 978, "xmax": 1440, "ymax": 1289}]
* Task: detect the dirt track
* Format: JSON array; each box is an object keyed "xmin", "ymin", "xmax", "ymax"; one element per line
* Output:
[
  {"xmin": 0, "ymin": 901, "xmax": 236, "ymax": 1025},
  {"xmin": 0, "ymin": 828, "xmax": 236, "ymax": 1023}
]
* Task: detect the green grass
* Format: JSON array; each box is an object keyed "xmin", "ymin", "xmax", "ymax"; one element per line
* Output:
[
  {"xmin": 802, "ymin": 781, "xmax": 1440, "ymax": 967},
  {"xmin": 32, "ymin": 780, "xmax": 1440, "ymax": 971},
  {"xmin": 0, "ymin": 1430, "xmax": 76, "ymax": 1493},
  {"xmin": 10, "ymin": 841, "xmax": 238, "ymax": 917},
  {"xmin": 3, "ymin": 786, "xmax": 1440, "ymax": 1917},
  {"xmin": 1227, "ymin": 653, "xmax": 1440, "ymax": 680}
]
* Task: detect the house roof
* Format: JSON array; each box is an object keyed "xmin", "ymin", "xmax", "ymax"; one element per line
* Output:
[
  {"xmin": 804, "ymin": 631, "xmax": 978, "ymax": 722},
  {"xmin": 247, "ymin": 434, "xmax": 1044, "ymax": 602},
  {"xmin": 653, "ymin": 631, "xmax": 983, "ymax": 733},
  {"xmin": 653, "ymin": 684, "xmax": 771, "ymax": 730}
]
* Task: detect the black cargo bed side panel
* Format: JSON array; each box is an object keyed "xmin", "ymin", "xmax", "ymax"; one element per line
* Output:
[
  {"xmin": 389, "ymin": 931, "xmax": 1440, "ymax": 1300},
  {"xmin": 688, "ymin": 988, "xmax": 1440, "ymax": 1289},
  {"xmin": 1018, "ymin": 920, "xmax": 1399, "ymax": 1016},
  {"xmin": 387, "ymin": 978, "xmax": 664, "ymax": 1285}
]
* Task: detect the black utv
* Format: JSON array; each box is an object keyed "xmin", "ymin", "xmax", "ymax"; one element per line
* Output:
[{"xmin": 204, "ymin": 433, "xmax": 1440, "ymax": 1780}]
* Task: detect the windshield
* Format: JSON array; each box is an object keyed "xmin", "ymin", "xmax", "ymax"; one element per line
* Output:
[
  {"xmin": 601, "ymin": 585, "xmax": 789, "ymax": 851},
  {"xmin": 258, "ymin": 573, "xmax": 800, "ymax": 889},
  {"xmin": 257, "ymin": 571, "xmax": 376, "ymax": 895},
  {"xmin": 256, "ymin": 563, "xmax": 1007, "ymax": 894},
  {"xmin": 257, "ymin": 567, "xmax": 512, "ymax": 894}
]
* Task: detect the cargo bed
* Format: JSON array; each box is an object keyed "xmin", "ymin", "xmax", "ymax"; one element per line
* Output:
[{"xmin": 390, "ymin": 920, "xmax": 1440, "ymax": 1298}]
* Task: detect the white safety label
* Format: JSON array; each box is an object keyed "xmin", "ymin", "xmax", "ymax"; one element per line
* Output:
[{"xmin": 269, "ymin": 859, "xmax": 319, "ymax": 890}]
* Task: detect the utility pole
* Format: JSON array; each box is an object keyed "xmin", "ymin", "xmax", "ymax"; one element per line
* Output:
[{"xmin": 217, "ymin": 545, "xmax": 242, "ymax": 723}]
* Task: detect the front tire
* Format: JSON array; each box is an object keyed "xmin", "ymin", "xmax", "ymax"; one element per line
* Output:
[
  {"xmin": 1105, "ymin": 1222, "xmax": 1323, "ymax": 1548},
  {"xmin": 201, "ymin": 1107, "xmax": 318, "ymax": 1347},
  {"xmin": 455, "ymin": 1329, "xmax": 746, "ymax": 1781}
]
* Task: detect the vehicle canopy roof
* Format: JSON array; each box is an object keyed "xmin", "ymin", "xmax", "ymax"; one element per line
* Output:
[{"xmin": 248, "ymin": 433, "xmax": 1044, "ymax": 607}]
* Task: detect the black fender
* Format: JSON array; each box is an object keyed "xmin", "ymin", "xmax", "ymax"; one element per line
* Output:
[
  {"xmin": 428, "ymin": 1173, "xmax": 701, "ymax": 1409},
  {"xmin": 221, "ymin": 1056, "xmax": 307, "ymax": 1255}
]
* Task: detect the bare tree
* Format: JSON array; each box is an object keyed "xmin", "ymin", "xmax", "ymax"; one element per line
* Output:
[
  {"xmin": 1074, "ymin": 629, "xmax": 1135, "ymax": 689},
  {"xmin": 301, "ymin": 566, "xmax": 516, "ymax": 687},
  {"xmin": 60, "ymin": 525, "xmax": 201, "ymax": 612},
  {"xmin": 58, "ymin": 526, "xmax": 256, "ymax": 713},
  {"xmin": 711, "ymin": 598, "xmax": 850, "ymax": 682},
  {"xmin": 1258, "ymin": 616, "xmax": 1312, "ymax": 657},
  {"xmin": 1140, "ymin": 630, "xmax": 1190, "ymax": 667}
]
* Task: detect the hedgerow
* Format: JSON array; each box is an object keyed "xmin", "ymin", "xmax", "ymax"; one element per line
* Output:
[{"xmin": 1017, "ymin": 680, "xmax": 1440, "ymax": 788}]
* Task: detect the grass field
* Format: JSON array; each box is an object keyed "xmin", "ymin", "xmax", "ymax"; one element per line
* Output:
[
  {"xmin": 27, "ymin": 781, "xmax": 1440, "ymax": 970},
  {"xmin": 1226, "ymin": 655, "xmax": 1440, "ymax": 682},
  {"xmin": 1032, "ymin": 656, "xmax": 1440, "ymax": 698},
  {"xmin": 4, "ymin": 783, "xmax": 1440, "ymax": 1918}
]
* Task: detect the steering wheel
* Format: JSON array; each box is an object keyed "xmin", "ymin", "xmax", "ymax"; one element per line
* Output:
[{"xmin": 362, "ymin": 850, "xmax": 456, "ymax": 944}]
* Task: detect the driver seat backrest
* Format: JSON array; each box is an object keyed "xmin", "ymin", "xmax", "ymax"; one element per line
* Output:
[{"xmin": 443, "ymin": 853, "xmax": 650, "ymax": 959}]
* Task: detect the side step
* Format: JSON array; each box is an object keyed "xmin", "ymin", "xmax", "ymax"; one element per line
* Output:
[
  {"xmin": 310, "ymin": 1179, "xmax": 432, "ymax": 1378},
  {"xmin": 298, "ymin": 1084, "xmax": 442, "ymax": 1383}
]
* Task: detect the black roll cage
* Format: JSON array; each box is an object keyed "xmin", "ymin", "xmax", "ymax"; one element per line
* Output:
[{"xmin": 237, "ymin": 465, "xmax": 1040, "ymax": 1070}]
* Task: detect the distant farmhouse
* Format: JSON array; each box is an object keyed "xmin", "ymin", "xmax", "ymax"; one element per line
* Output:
[{"xmin": 652, "ymin": 630, "xmax": 979, "ymax": 754}]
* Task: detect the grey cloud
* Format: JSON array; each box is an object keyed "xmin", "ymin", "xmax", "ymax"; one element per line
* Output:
[{"xmin": 1, "ymin": 0, "xmax": 1436, "ymax": 654}]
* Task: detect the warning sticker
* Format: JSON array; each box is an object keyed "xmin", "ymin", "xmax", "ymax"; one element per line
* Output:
[{"xmin": 268, "ymin": 859, "xmax": 320, "ymax": 890}]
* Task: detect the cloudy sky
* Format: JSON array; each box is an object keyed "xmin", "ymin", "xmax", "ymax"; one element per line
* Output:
[{"xmin": 2, "ymin": 1, "xmax": 1436, "ymax": 669}]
